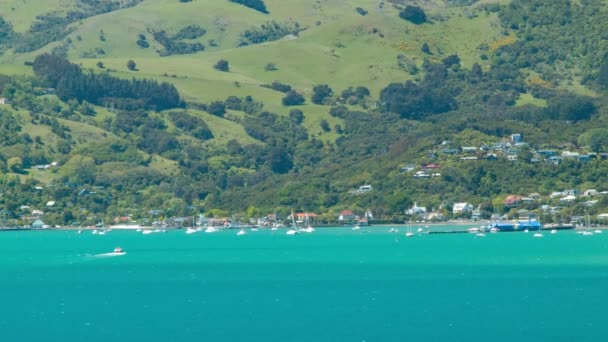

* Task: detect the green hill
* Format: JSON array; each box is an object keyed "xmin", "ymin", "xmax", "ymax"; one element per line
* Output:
[{"xmin": 0, "ymin": 0, "xmax": 607, "ymax": 226}]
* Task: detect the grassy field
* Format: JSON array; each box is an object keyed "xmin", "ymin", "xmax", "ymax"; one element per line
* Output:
[{"xmin": 0, "ymin": 0, "xmax": 558, "ymax": 149}]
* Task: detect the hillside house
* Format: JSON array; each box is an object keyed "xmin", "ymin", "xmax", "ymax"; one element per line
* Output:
[
  {"xmin": 583, "ymin": 189, "xmax": 598, "ymax": 197},
  {"xmin": 511, "ymin": 134, "xmax": 522, "ymax": 143},
  {"xmin": 504, "ymin": 195, "xmax": 522, "ymax": 207},
  {"xmin": 406, "ymin": 203, "xmax": 427, "ymax": 217},
  {"xmin": 453, "ymin": 203, "xmax": 474, "ymax": 214},
  {"xmin": 339, "ymin": 210, "xmax": 357, "ymax": 222}
]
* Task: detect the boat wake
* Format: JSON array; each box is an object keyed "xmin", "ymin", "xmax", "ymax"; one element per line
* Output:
[{"xmin": 94, "ymin": 252, "xmax": 127, "ymax": 257}]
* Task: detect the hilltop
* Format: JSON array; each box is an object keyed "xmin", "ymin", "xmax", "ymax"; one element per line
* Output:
[{"xmin": 0, "ymin": 0, "xmax": 607, "ymax": 226}]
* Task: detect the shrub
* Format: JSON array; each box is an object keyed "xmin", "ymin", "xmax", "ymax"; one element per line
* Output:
[
  {"xmin": 399, "ymin": 6, "xmax": 427, "ymax": 25},
  {"xmin": 282, "ymin": 91, "xmax": 305, "ymax": 106},
  {"xmin": 214, "ymin": 59, "xmax": 230, "ymax": 72}
]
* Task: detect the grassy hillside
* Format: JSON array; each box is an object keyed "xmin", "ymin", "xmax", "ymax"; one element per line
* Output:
[{"xmin": 0, "ymin": 0, "xmax": 607, "ymax": 226}]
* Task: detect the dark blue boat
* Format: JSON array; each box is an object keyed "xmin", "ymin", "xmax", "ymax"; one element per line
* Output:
[{"xmin": 489, "ymin": 221, "xmax": 542, "ymax": 232}]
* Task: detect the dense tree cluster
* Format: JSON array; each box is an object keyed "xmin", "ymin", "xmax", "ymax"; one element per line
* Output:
[
  {"xmin": 282, "ymin": 91, "xmax": 305, "ymax": 106},
  {"xmin": 238, "ymin": 21, "xmax": 302, "ymax": 46},
  {"xmin": 33, "ymin": 54, "xmax": 183, "ymax": 111},
  {"xmin": 261, "ymin": 81, "xmax": 292, "ymax": 93},
  {"xmin": 152, "ymin": 28, "xmax": 205, "ymax": 56},
  {"xmin": 379, "ymin": 68, "xmax": 457, "ymax": 119},
  {"xmin": 168, "ymin": 111, "xmax": 214, "ymax": 140},
  {"xmin": 311, "ymin": 84, "xmax": 333, "ymax": 105},
  {"xmin": 498, "ymin": 0, "xmax": 608, "ymax": 86}
]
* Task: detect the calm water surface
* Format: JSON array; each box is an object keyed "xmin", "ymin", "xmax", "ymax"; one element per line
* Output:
[{"xmin": 1, "ymin": 226, "xmax": 607, "ymax": 341}]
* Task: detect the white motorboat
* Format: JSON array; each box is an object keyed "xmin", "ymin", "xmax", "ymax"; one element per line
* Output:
[
  {"xmin": 594, "ymin": 230, "xmax": 602, "ymax": 234},
  {"xmin": 551, "ymin": 229, "xmax": 557, "ymax": 234},
  {"xmin": 185, "ymin": 227, "xmax": 197, "ymax": 234},
  {"xmin": 205, "ymin": 227, "xmax": 219, "ymax": 233},
  {"xmin": 286, "ymin": 229, "xmax": 298, "ymax": 235},
  {"xmin": 142, "ymin": 229, "xmax": 153, "ymax": 235},
  {"xmin": 533, "ymin": 233, "xmax": 543, "ymax": 238},
  {"xmin": 237, "ymin": 229, "xmax": 246, "ymax": 236}
]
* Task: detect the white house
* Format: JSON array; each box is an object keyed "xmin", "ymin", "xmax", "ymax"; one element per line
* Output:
[
  {"xmin": 358, "ymin": 185, "xmax": 372, "ymax": 193},
  {"xmin": 453, "ymin": 202, "xmax": 474, "ymax": 214},
  {"xmin": 406, "ymin": 203, "xmax": 427, "ymax": 216},
  {"xmin": 583, "ymin": 189, "xmax": 598, "ymax": 197}
]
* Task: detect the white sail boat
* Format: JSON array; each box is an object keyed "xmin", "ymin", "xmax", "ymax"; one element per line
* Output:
[
  {"xmin": 286, "ymin": 210, "xmax": 298, "ymax": 235},
  {"xmin": 301, "ymin": 214, "xmax": 315, "ymax": 233},
  {"xmin": 405, "ymin": 220, "xmax": 414, "ymax": 237}
]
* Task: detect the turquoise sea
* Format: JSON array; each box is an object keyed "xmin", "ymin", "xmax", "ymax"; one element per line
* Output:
[{"xmin": 1, "ymin": 226, "xmax": 608, "ymax": 341}]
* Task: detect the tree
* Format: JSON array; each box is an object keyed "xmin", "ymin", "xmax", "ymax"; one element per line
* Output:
[
  {"xmin": 268, "ymin": 146, "xmax": 292, "ymax": 174},
  {"xmin": 289, "ymin": 109, "xmax": 304, "ymax": 124},
  {"xmin": 264, "ymin": 63, "xmax": 278, "ymax": 71},
  {"xmin": 282, "ymin": 90, "xmax": 305, "ymax": 106},
  {"xmin": 399, "ymin": 6, "xmax": 427, "ymax": 25},
  {"xmin": 311, "ymin": 84, "xmax": 333, "ymax": 104},
  {"xmin": 320, "ymin": 119, "xmax": 331, "ymax": 132},
  {"xmin": 214, "ymin": 59, "xmax": 230, "ymax": 72},
  {"xmin": 421, "ymin": 42, "xmax": 431, "ymax": 54},
  {"xmin": 207, "ymin": 101, "xmax": 226, "ymax": 117},
  {"xmin": 127, "ymin": 59, "xmax": 137, "ymax": 71},
  {"xmin": 598, "ymin": 61, "xmax": 608, "ymax": 89},
  {"xmin": 7, "ymin": 157, "xmax": 23, "ymax": 173},
  {"xmin": 96, "ymin": 61, "xmax": 104, "ymax": 68},
  {"xmin": 442, "ymin": 54, "xmax": 461, "ymax": 68},
  {"xmin": 578, "ymin": 128, "xmax": 608, "ymax": 152}
]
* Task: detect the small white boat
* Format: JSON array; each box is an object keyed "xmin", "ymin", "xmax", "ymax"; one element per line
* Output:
[
  {"xmin": 417, "ymin": 228, "xmax": 424, "ymax": 233},
  {"xmin": 77, "ymin": 229, "xmax": 82, "ymax": 234},
  {"xmin": 352, "ymin": 225, "xmax": 361, "ymax": 231},
  {"xmin": 136, "ymin": 228, "xmax": 142, "ymax": 232},
  {"xmin": 205, "ymin": 227, "xmax": 219, "ymax": 233},
  {"xmin": 98, "ymin": 230, "xmax": 106, "ymax": 235},
  {"xmin": 142, "ymin": 229, "xmax": 153, "ymax": 235},
  {"xmin": 96, "ymin": 247, "xmax": 126, "ymax": 257},
  {"xmin": 582, "ymin": 231, "xmax": 594, "ymax": 236},
  {"xmin": 185, "ymin": 227, "xmax": 197, "ymax": 234},
  {"xmin": 405, "ymin": 232, "xmax": 415, "ymax": 237},
  {"xmin": 92, "ymin": 229, "xmax": 98, "ymax": 235},
  {"xmin": 551, "ymin": 229, "xmax": 557, "ymax": 234},
  {"xmin": 490, "ymin": 227, "xmax": 499, "ymax": 233},
  {"xmin": 524, "ymin": 229, "xmax": 529, "ymax": 233},
  {"xmin": 271, "ymin": 227, "xmax": 278, "ymax": 231},
  {"xmin": 237, "ymin": 229, "xmax": 246, "ymax": 236},
  {"xmin": 251, "ymin": 228, "xmax": 259, "ymax": 232},
  {"xmin": 301, "ymin": 226, "xmax": 315, "ymax": 233},
  {"xmin": 475, "ymin": 233, "xmax": 486, "ymax": 237},
  {"xmin": 533, "ymin": 233, "xmax": 543, "ymax": 238},
  {"xmin": 594, "ymin": 230, "xmax": 602, "ymax": 234},
  {"xmin": 286, "ymin": 229, "xmax": 298, "ymax": 235}
]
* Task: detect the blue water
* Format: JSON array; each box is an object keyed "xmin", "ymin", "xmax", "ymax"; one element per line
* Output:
[{"xmin": 1, "ymin": 227, "xmax": 607, "ymax": 341}]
